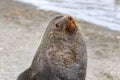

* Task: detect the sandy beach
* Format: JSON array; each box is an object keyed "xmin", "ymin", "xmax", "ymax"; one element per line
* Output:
[{"xmin": 0, "ymin": 0, "xmax": 120, "ymax": 80}]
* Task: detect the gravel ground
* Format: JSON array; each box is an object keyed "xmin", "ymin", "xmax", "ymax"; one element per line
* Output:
[{"xmin": 0, "ymin": 0, "xmax": 120, "ymax": 80}]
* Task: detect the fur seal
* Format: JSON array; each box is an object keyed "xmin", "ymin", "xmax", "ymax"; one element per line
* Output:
[{"xmin": 17, "ymin": 15, "xmax": 87, "ymax": 80}]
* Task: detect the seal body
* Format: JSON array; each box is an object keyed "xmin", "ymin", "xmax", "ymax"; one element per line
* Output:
[{"xmin": 17, "ymin": 16, "xmax": 87, "ymax": 80}]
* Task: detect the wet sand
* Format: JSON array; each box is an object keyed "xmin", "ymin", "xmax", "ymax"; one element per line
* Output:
[{"xmin": 0, "ymin": 0, "xmax": 120, "ymax": 80}]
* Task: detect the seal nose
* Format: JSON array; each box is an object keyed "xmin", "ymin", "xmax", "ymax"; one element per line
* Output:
[
  {"xmin": 68, "ymin": 16, "xmax": 73, "ymax": 21},
  {"xmin": 64, "ymin": 16, "xmax": 77, "ymax": 33}
]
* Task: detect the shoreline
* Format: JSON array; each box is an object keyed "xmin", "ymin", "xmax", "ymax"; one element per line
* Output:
[
  {"xmin": 15, "ymin": 0, "xmax": 120, "ymax": 31},
  {"xmin": 0, "ymin": 0, "xmax": 120, "ymax": 80}
]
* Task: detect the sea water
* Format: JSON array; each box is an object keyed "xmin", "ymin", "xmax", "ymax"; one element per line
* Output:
[{"xmin": 16, "ymin": 0, "xmax": 120, "ymax": 31}]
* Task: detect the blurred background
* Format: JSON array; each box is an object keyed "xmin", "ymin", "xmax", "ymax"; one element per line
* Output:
[
  {"xmin": 17, "ymin": 0, "xmax": 120, "ymax": 31},
  {"xmin": 0, "ymin": 0, "xmax": 120, "ymax": 80}
]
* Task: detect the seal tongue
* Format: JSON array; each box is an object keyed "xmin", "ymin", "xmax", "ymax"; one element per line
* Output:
[{"xmin": 64, "ymin": 16, "xmax": 77, "ymax": 34}]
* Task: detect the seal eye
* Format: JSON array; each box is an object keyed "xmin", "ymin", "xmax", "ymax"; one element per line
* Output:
[{"xmin": 55, "ymin": 23, "xmax": 59, "ymax": 28}]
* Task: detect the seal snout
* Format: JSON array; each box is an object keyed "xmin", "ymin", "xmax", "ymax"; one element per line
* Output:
[{"xmin": 64, "ymin": 16, "xmax": 77, "ymax": 34}]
